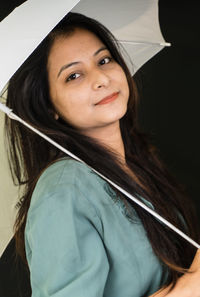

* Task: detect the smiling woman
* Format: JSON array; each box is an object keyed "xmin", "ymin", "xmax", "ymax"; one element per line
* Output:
[
  {"xmin": 47, "ymin": 28, "xmax": 129, "ymax": 135},
  {"xmin": 4, "ymin": 12, "xmax": 200, "ymax": 297}
]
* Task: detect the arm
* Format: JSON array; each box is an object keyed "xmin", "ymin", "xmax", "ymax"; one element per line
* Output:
[
  {"xmin": 25, "ymin": 183, "xmax": 109, "ymax": 297},
  {"xmin": 149, "ymin": 249, "xmax": 200, "ymax": 297}
]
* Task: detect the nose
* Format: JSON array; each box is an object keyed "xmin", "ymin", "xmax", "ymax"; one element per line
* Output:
[{"xmin": 91, "ymin": 68, "xmax": 110, "ymax": 90}]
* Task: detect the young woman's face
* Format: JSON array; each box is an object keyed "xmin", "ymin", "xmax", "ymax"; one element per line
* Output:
[{"xmin": 47, "ymin": 28, "xmax": 129, "ymax": 134}]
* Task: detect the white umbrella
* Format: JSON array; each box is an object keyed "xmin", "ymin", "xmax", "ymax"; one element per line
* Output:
[
  {"xmin": 0, "ymin": 0, "xmax": 170, "ymax": 94},
  {"xmin": 0, "ymin": 0, "xmax": 198, "ymax": 256}
]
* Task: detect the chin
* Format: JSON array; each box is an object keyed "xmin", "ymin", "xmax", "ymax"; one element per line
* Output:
[
  {"xmin": 112, "ymin": 104, "xmax": 128, "ymax": 119},
  {"xmin": 103, "ymin": 109, "xmax": 127, "ymax": 125}
]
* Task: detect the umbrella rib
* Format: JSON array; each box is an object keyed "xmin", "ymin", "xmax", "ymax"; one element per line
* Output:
[
  {"xmin": 119, "ymin": 40, "xmax": 171, "ymax": 47},
  {"xmin": 0, "ymin": 103, "xmax": 199, "ymax": 250}
]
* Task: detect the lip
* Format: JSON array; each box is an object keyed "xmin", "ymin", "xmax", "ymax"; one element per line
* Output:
[{"xmin": 96, "ymin": 92, "xmax": 119, "ymax": 105}]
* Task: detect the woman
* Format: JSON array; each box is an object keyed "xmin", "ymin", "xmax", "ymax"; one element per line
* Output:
[{"xmin": 5, "ymin": 12, "xmax": 200, "ymax": 296}]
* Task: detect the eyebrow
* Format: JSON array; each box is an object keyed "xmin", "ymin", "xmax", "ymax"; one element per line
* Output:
[{"xmin": 57, "ymin": 46, "xmax": 107, "ymax": 78}]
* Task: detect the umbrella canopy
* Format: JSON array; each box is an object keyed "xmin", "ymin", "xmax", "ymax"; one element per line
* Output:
[
  {"xmin": 2, "ymin": 0, "xmax": 196, "ymax": 257},
  {"xmin": 0, "ymin": 0, "xmax": 169, "ymax": 95}
]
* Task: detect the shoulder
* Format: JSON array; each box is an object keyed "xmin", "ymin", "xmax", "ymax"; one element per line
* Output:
[
  {"xmin": 29, "ymin": 157, "xmax": 107, "ymax": 213},
  {"xmin": 35, "ymin": 157, "xmax": 104, "ymax": 192},
  {"xmin": 37, "ymin": 157, "xmax": 97, "ymax": 185}
]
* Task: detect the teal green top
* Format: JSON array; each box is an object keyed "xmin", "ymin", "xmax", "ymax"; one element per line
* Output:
[{"xmin": 25, "ymin": 158, "xmax": 166, "ymax": 297}]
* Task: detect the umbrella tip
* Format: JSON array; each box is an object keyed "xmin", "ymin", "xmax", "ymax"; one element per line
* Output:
[{"xmin": 160, "ymin": 42, "xmax": 171, "ymax": 47}]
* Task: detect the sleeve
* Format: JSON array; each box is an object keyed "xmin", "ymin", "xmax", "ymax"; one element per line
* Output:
[{"xmin": 25, "ymin": 183, "xmax": 109, "ymax": 297}]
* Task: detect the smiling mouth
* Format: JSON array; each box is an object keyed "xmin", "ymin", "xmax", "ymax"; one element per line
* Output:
[{"xmin": 96, "ymin": 92, "xmax": 119, "ymax": 105}]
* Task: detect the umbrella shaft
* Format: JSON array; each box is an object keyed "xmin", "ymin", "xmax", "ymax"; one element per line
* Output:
[{"xmin": 0, "ymin": 103, "xmax": 199, "ymax": 250}]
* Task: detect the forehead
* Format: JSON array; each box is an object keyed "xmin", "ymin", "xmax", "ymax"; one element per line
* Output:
[{"xmin": 47, "ymin": 28, "xmax": 105, "ymax": 68}]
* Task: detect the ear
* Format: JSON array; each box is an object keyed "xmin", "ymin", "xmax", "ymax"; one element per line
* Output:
[
  {"xmin": 54, "ymin": 113, "xmax": 59, "ymax": 120},
  {"xmin": 48, "ymin": 108, "xmax": 59, "ymax": 120}
]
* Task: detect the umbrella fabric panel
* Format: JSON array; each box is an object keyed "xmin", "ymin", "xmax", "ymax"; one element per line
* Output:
[
  {"xmin": 0, "ymin": 113, "xmax": 18, "ymax": 256},
  {"xmin": 72, "ymin": 0, "xmax": 167, "ymax": 73},
  {"xmin": 0, "ymin": 0, "xmax": 80, "ymax": 93}
]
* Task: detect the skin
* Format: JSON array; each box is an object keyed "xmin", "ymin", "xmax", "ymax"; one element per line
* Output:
[
  {"xmin": 47, "ymin": 28, "xmax": 129, "ymax": 162},
  {"xmin": 150, "ymin": 249, "xmax": 200, "ymax": 297},
  {"xmin": 47, "ymin": 27, "xmax": 200, "ymax": 297}
]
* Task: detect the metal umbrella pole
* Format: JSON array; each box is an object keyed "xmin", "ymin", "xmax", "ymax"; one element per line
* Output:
[{"xmin": 0, "ymin": 102, "xmax": 199, "ymax": 250}]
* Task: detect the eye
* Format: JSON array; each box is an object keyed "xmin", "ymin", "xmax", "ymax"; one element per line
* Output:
[
  {"xmin": 66, "ymin": 73, "xmax": 80, "ymax": 82},
  {"xmin": 99, "ymin": 56, "xmax": 113, "ymax": 65}
]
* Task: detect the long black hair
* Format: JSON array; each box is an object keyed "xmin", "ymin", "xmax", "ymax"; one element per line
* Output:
[{"xmin": 5, "ymin": 12, "xmax": 199, "ymax": 287}]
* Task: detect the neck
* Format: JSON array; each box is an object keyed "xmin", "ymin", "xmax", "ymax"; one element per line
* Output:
[{"xmin": 81, "ymin": 121, "xmax": 126, "ymax": 163}]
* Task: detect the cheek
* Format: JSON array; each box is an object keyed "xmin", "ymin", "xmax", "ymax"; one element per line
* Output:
[
  {"xmin": 53, "ymin": 87, "xmax": 92, "ymax": 119},
  {"xmin": 115, "ymin": 67, "xmax": 128, "ymax": 86},
  {"xmin": 118, "ymin": 70, "xmax": 129, "ymax": 98}
]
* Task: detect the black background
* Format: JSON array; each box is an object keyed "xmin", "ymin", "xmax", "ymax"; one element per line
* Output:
[
  {"xmin": 136, "ymin": 0, "xmax": 200, "ymax": 218},
  {"xmin": 0, "ymin": 0, "xmax": 200, "ymax": 296}
]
